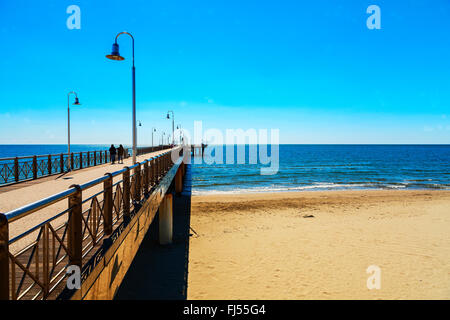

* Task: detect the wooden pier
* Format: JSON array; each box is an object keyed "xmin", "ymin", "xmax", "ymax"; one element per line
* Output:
[{"xmin": 0, "ymin": 146, "xmax": 189, "ymax": 300}]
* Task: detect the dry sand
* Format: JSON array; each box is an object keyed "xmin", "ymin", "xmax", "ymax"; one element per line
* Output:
[{"xmin": 187, "ymin": 190, "xmax": 450, "ymax": 300}]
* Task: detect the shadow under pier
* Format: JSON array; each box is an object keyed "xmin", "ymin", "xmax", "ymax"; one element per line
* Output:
[{"xmin": 115, "ymin": 164, "xmax": 192, "ymax": 300}]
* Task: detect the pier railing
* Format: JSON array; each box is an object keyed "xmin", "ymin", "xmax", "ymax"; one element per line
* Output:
[
  {"xmin": 0, "ymin": 147, "xmax": 183, "ymax": 300},
  {"xmin": 0, "ymin": 146, "xmax": 171, "ymax": 186}
]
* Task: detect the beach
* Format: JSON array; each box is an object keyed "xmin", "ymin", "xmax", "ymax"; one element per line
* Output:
[{"xmin": 187, "ymin": 190, "xmax": 450, "ymax": 300}]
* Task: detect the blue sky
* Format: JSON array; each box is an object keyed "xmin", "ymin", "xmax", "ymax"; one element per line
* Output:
[{"xmin": 0, "ymin": 0, "xmax": 449, "ymax": 144}]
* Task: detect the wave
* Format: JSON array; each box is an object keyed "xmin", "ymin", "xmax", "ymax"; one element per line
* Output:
[{"xmin": 192, "ymin": 181, "xmax": 450, "ymax": 195}]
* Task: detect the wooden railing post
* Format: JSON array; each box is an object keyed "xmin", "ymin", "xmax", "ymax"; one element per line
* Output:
[
  {"xmin": 79, "ymin": 152, "xmax": 83, "ymax": 169},
  {"xmin": 68, "ymin": 185, "xmax": 82, "ymax": 268},
  {"xmin": 166, "ymin": 153, "xmax": 170, "ymax": 171},
  {"xmin": 47, "ymin": 155, "xmax": 52, "ymax": 175},
  {"xmin": 32, "ymin": 155, "xmax": 37, "ymax": 180},
  {"xmin": 123, "ymin": 167, "xmax": 131, "ymax": 222},
  {"xmin": 150, "ymin": 158, "xmax": 155, "ymax": 186},
  {"xmin": 71, "ymin": 153, "xmax": 74, "ymax": 170},
  {"xmin": 134, "ymin": 164, "xmax": 141, "ymax": 203},
  {"xmin": 143, "ymin": 160, "xmax": 149, "ymax": 195},
  {"xmin": 87, "ymin": 152, "xmax": 90, "ymax": 167},
  {"xmin": 14, "ymin": 157, "xmax": 19, "ymax": 182},
  {"xmin": 105, "ymin": 151, "xmax": 108, "ymax": 163},
  {"xmin": 60, "ymin": 154, "xmax": 64, "ymax": 173},
  {"xmin": 94, "ymin": 151, "xmax": 97, "ymax": 166},
  {"xmin": 42, "ymin": 223, "xmax": 49, "ymax": 298},
  {"xmin": 103, "ymin": 173, "xmax": 113, "ymax": 235},
  {"xmin": 157, "ymin": 156, "xmax": 161, "ymax": 180},
  {"xmin": 0, "ymin": 214, "xmax": 9, "ymax": 300}
]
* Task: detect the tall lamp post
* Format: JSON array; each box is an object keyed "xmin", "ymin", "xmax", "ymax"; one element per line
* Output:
[
  {"xmin": 167, "ymin": 110, "xmax": 174, "ymax": 145},
  {"xmin": 67, "ymin": 91, "xmax": 81, "ymax": 171},
  {"xmin": 106, "ymin": 31, "xmax": 137, "ymax": 164},
  {"xmin": 152, "ymin": 127, "xmax": 156, "ymax": 147}
]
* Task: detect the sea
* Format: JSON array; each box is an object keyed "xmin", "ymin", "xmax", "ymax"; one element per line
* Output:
[
  {"xmin": 1, "ymin": 144, "xmax": 449, "ymax": 194},
  {"xmin": 191, "ymin": 144, "xmax": 450, "ymax": 195}
]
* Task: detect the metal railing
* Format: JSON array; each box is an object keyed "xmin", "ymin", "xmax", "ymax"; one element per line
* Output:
[
  {"xmin": 0, "ymin": 147, "xmax": 183, "ymax": 300},
  {"xmin": 0, "ymin": 146, "xmax": 172, "ymax": 186}
]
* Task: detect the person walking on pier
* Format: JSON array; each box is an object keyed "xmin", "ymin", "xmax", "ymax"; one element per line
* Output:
[
  {"xmin": 109, "ymin": 144, "xmax": 117, "ymax": 164},
  {"xmin": 118, "ymin": 144, "xmax": 124, "ymax": 164}
]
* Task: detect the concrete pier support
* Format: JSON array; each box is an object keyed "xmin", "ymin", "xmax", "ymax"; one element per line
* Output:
[
  {"xmin": 159, "ymin": 193, "xmax": 173, "ymax": 245},
  {"xmin": 175, "ymin": 168, "xmax": 183, "ymax": 194}
]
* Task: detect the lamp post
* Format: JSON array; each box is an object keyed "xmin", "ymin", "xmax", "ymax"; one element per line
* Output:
[
  {"xmin": 67, "ymin": 91, "xmax": 81, "ymax": 171},
  {"xmin": 106, "ymin": 31, "xmax": 137, "ymax": 164},
  {"xmin": 152, "ymin": 127, "xmax": 156, "ymax": 147},
  {"xmin": 167, "ymin": 110, "xmax": 174, "ymax": 145}
]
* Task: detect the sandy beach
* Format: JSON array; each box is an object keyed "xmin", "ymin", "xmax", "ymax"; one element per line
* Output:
[{"xmin": 187, "ymin": 190, "xmax": 450, "ymax": 300}]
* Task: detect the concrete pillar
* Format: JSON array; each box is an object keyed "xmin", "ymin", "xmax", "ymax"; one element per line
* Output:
[
  {"xmin": 159, "ymin": 193, "xmax": 173, "ymax": 245},
  {"xmin": 175, "ymin": 169, "xmax": 183, "ymax": 194}
]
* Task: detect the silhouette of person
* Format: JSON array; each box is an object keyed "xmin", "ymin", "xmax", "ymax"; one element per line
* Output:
[
  {"xmin": 109, "ymin": 144, "xmax": 117, "ymax": 164},
  {"xmin": 118, "ymin": 144, "xmax": 124, "ymax": 164}
]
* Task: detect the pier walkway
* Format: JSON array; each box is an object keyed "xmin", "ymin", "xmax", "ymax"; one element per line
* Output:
[
  {"xmin": 0, "ymin": 148, "xmax": 172, "ymax": 249},
  {"xmin": 0, "ymin": 146, "xmax": 189, "ymax": 300}
]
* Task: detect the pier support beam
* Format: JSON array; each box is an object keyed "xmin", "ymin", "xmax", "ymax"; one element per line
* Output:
[
  {"xmin": 159, "ymin": 193, "xmax": 173, "ymax": 245},
  {"xmin": 175, "ymin": 168, "xmax": 183, "ymax": 194}
]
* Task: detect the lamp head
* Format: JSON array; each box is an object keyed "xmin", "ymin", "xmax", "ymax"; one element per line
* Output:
[
  {"xmin": 73, "ymin": 97, "xmax": 81, "ymax": 105},
  {"xmin": 106, "ymin": 43, "xmax": 125, "ymax": 61}
]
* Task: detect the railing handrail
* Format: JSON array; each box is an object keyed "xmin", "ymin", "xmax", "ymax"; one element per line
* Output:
[
  {"xmin": 3, "ymin": 149, "xmax": 176, "ymax": 223},
  {"xmin": 0, "ymin": 145, "xmax": 172, "ymax": 162},
  {"xmin": 0, "ymin": 150, "xmax": 108, "ymax": 161},
  {"xmin": 0, "ymin": 145, "xmax": 173, "ymax": 186}
]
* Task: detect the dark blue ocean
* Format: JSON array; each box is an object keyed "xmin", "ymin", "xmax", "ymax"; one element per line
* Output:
[
  {"xmin": 191, "ymin": 145, "xmax": 450, "ymax": 195},
  {"xmin": 1, "ymin": 144, "xmax": 449, "ymax": 194}
]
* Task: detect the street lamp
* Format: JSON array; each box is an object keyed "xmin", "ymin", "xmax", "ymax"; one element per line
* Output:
[
  {"xmin": 67, "ymin": 91, "xmax": 81, "ymax": 171},
  {"xmin": 167, "ymin": 110, "xmax": 174, "ymax": 145},
  {"xmin": 106, "ymin": 31, "xmax": 137, "ymax": 164},
  {"xmin": 152, "ymin": 127, "xmax": 156, "ymax": 147}
]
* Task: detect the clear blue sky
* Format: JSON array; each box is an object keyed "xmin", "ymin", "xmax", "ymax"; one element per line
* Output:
[{"xmin": 1, "ymin": 0, "xmax": 449, "ymax": 144}]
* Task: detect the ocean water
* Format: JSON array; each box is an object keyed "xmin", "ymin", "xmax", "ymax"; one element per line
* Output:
[{"xmin": 191, "ymin": 145, "xmax": 450, "ymax": 195}]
